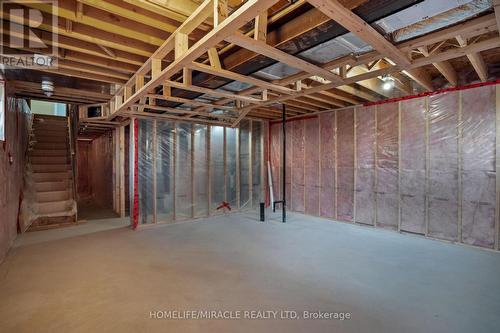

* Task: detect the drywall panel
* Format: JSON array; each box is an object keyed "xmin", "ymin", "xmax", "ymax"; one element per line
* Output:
[
  {"xmin": 305, "ymin": 117, "xmax": 320, "ymax": 216},
  {"xmin": 336, "ymin": 110, "xmax": 354, "ymax": 222},
  {"xmin": 292, "ymin": 119, "xmax": 305, "ymax": 212},
  {"xmin": 376, "ymin": 103, "xmax": 399, "ymax": 230},
  {"xmin": 428, "ymin": 92, "xmax": 459, "ymax": 241},
  {"xmin": 461, "ymin": 86, "xmax": 496, "ymax": 248},
  {"xmin": 400, "ymin": 97, "xmax": 426, "ymax": 234},
  {"xmin": 320, "ymin": 112, "xmax": 336, "ymax": 218},
  {"xmin": 355, "ymin": 106, "xmax": 376, "ymax": 225}
]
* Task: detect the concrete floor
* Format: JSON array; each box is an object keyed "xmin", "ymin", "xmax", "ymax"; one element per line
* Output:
[{"xmin": 0, "ymin": 211, "xmax": 499, "ymax": 333}]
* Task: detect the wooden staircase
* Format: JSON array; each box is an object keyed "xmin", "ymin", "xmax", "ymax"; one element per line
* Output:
[{"xmin": 24, "ymin": 114, "xmax": 77, "ymax": 230}]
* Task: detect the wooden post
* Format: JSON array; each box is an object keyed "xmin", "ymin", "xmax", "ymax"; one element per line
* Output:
[
  {"xmin": 208, "ymin": 126, "xmax": 212, "ymax": 214},
  {"xmin": 236, "ymin": 125, "xmax": 241, "ymax": 210},
  {"xmin": 153, "ymin": 119, "xmax": 158, "ymax": 223},
  {"xmin": 173, "ymin": 122, "xmax": 177, "ymax": 221},
  {"xmin": 374, "ymin": 106, "xmax": 378, "ymax": 227},
  {"xmin": 425, "ymin": 96, "xmax": 430, "ymax": 236},
  {"xmin": 224, "ymin": 126, "xmax": 228, "ymax": 202},
  {"xmin": 249, "ymin": 120, "xmax": 253, "ymax": 208},
  {"xmin": 398, "ymin": 101, "xmax": 402, "ymax": 232},
  {"xmin": 119, "ymin": 126, "xmax": 125, "ymax": 217},
  {"xmin": 334, "ymin": 110, "xmax": 338, "ymax": 219},
  {"xmin": 496, "ymin": 85, "xmax": 500, "ymax": 250},
  {"xmin": 191, "ymin": 123, "xmax": 195, "ymax": 218},
  {"xmin": 458, "ymin": 91, "xmax": 463, "ymax": 242},
  {"xmin": 353, "ymin": 108, "xmax": 357, "ymax": 223}
]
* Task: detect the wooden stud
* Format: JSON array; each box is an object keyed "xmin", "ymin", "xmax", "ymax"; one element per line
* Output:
[
  {"xmin": 207, "ymin": 126, "xmax": 212, "ymax": 214},
  {"xmin": 173, "ymin": 122, "xmax": 177, "ymax": 221},
  {"xmin": 353, "ymin": 108, "xmax": 357, "ymax": 223},
  {"xmin": 334, "ymin": 110, "xmax": 338, "ymax": 219},
  {"xmin": 496, "ymin": 84, "xmax": 500, "ymax": 250},
  {"xmin": 374, "ymin": 106, "xmax": 378, "ymax": 227},
  {"xmin": 224, "ymin": 127, "xmax": 228, "ymax": 203},
  {"xmin": 254, "ymin": 10, "xmax": 268, "ymax": 42},
  {"xmin": 249, "ymin": 120, "xmax": 253, "ymax": 208},
  {"xmin": 119, "ymin": 126, "xmax": 125, "ymax": 217},
  {"xmin": 458, "ymin": 91, "xmax": 463, "ymax": 242},
  {"xmin": 397, "ymin": 101, "xmax": 402, "ymax": 232},
  {"xmin": 425, "ymin": 96, "xmax": 430, "ymax": 236},
  {"xmin": 207, "ymin": 48, "xmax": 222, "ymax": 69},
  {"xmin": 191, "ymin": 123, "xmax": 195, "ymax": 218},
  {"xmin": 175, "ymin": 33, "xmax": 189, "ymax": 60},
  {"xmin": 151, "ymin": 58, "xmax": 162, "ymax": 79},
  {"xmin": 153, "ymin": 119, "xmax": 158, "ymax": 223},
  {"xmin": 236, "ymin": 125, "xmax": 241, "ymax": 210}
]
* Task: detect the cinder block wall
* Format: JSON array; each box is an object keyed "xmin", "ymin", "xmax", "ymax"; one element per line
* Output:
[{"xmin": 270, "ymin": 84, "xmax": 499, "ymax": 250}]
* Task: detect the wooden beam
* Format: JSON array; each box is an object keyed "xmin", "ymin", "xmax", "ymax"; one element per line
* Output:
[
  {"xmin": 232, "ymin": 36, "xmax": 500, "ymax": 125},
  {"xmin": 188, "ymin": 61, "xmax": 295, "ymax": 95},
  {"xmin": 0, "ymin": 7, "xmax": 157, "ymax": 57},
  {"xmin": 306, "ymin": 0, "xmax": 410, "ymax": 66},
  {"xmin": 225, "ymin": 32, "xmax": 344, "ymax": 84},
  {"xmin": 112, "ymin": 0, "xmax": 279, "ymax": 116},
  {"xmin": 456, "ymin": 36, "xmax": 488, "ymax": 82},
  {"xmin": 494, "ymin": 0, "xmax": 500, "ymax": 34},
  {"xmin": 418, "ymin": 46, "xmax": 457, "ymax": 86},
  {"xmin": 146, "ymin": 94, "xmax": 233, "ymax": 110},
  {"xmin": 164, "ymin": 80, "xmax": 263, "ymax": 104}
]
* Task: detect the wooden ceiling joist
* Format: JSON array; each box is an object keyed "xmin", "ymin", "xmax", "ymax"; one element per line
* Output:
[{"xmin": 306, "ymin": 0, "xmax": 410, "ymax": 66}]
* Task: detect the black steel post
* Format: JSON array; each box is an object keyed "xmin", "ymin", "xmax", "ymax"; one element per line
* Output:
[
  {"xmin": 282, "ymin": 104, "xmax": 286, "ymax": 223},
  {"xmin": 260, "ymin": 202, "xmax": 265, "ymax": 222}
]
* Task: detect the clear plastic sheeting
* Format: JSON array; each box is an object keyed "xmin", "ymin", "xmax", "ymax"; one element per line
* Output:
[
  {"xmin": 138, "ymin": 119, "xmax": 154, "ymax": 225},
  {"xmin": 270, "ymin": 84, "xmax": 500, "ymax": 251},
  {"xmin": 156, "ymin": 121, "xmax": 174, "ymax": 222},
  {"xmin": 134, "ymin": 119, "xmax": 264, "ymax": 225}
]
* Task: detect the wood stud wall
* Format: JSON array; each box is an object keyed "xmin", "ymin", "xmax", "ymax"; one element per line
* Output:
[
  {"xmin": 270, "ymin": 84, "xmax": 500, "ymax": 251},
  {"xmin": 129, "ymin": 119, "xmax": 265, "ymax": 226}
]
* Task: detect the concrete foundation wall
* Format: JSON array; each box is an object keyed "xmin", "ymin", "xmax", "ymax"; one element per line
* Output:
[{"xmin": 270, "ymin": 84, "xmax": 500, "ymax": 250}]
